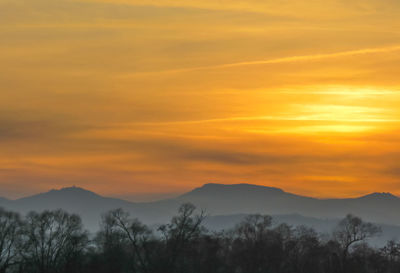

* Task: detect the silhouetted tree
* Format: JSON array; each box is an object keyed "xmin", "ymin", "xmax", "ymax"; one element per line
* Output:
[
  {"xmin": 381, "ymin": 240, "xmax": 400, "ymax": 273},
  {"xmin": 229, "ymin": 214, "xmax": 284, "ymax": 273},
  {"xmin": 20, "ymin": 210, "xmax": 88, "ymax": 273},
  {"xmin": 0, "ymin": 205, "xmax": 397, "ymax": 273},
  {"xmin": 158, "ymin": 203, "xmax": 205, "ymax": 273},
  {"xmin": 235, "ymin": 214, "xmax": 272, "ymax": 241},
  {"xmin": 283, "ymin": 226, "xmax": 324, "ymax": 273},
  {"xmin": 94, "ymin": 213, "xmax": 131, "ymax": 273},
  {"xmin": 334, "ymin": 214, "xmax": 381, "ymax": 272},
  {"xmin": 100, "ymin": 209, "xmax": 153, "ymax": 273},
  {"xmin": 0, "ymin": 208, "xmax": 23, "ymax": 273}
]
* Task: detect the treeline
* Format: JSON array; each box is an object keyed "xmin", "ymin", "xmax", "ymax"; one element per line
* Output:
[{"xmin": 0, "ymin": 204, "xmax": 400, "ymax": 273}]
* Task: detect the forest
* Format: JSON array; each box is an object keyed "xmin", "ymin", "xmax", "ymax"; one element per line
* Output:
[{"xmin": 0, "ymin": 203, "xmax": 399, "ymax": 273}]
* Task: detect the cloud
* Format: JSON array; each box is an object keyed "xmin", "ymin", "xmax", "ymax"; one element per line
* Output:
[
  {"xmin": 0, "ymin": 118, "xmax": 53, "ymax": 141},
  {"xmin": 75, "ymin": 0, "xmax": 400, "ymax": 20},
  {"xmin": 1, "ymin": 0, "xmax": 400, "ymax": 199},
  {"xmin": 122, "ymin": 45, "xmax": 400, "ymax": 76},
  {"xmin": 0, "ymin": 111, "xmax": 94, "ymax": 144},
  {"xmin": 382, "ymin": 167, "xmax": 400, "ymax": 177}
]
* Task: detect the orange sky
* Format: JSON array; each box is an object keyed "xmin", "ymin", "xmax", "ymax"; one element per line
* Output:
[{"xmin": 1, "ymin": 0, "xmax": 400, "ymax": 200}]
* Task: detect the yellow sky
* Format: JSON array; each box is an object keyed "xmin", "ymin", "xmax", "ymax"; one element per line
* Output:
[{"xmin": 1, "ymin": 0, "xmax": 400, "ymax": 199}]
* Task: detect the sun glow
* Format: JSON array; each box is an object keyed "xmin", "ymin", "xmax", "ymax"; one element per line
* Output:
[{"xmin": 2, "ymin": 0, "xmax": 400, "ymax": 198}]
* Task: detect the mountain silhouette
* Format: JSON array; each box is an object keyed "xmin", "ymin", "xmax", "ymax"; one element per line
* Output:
[
  {"xmin": 359, "ymin": 192, "xmax": 398, "ymax": 201},
  {"xmin": 15, "ymin": 186, "xmax": 131, "ymax": 209},
  {"xmin": 177, "ymin": 183, "xmax": 314, "ymax": 215},
  {"xmin": 1, "ymin": 183, "xmax": 400, "ymax": 234},
  {"xmin": 1, "ymin": 186, "xmax": 139, "ymax": 230},
  {"xmin": 176, "ymin": 183, "xmax": 400, "ymax": 226},
  {"xmin": 0, "ymin": 196, "xmax": 9, "ymax": 204}
]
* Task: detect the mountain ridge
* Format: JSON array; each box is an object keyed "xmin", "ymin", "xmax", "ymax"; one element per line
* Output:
[
  {"xmin": 2, "ymin": 184, "xmax": 399, "ymax": 202},
  {"xmin": 1, "ymin": 183, "xmax": 400, "ymax": 231},
  {"xmin": 180, "ymin": 183, "xmax": 287, "ymax": 198}
]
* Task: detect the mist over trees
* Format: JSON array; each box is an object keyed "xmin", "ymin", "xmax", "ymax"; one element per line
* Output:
[{"xmin": 0, "ymin": 204, "xmax": 399, "ymax": 273}]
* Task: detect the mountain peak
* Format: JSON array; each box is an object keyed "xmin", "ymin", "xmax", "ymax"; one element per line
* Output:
[
  {"xmin": 49, "ymin": 186, "xmax": 97, "ymax": 195},
  {"xmin": 360, "ymin": 192, "xmax": 398, "ymax": 201},
  {"xmin": 203, "ymin": 183, "xmax": 284, "ymax": 191},
  {"xmin": 18, "ymin": 186, "xmax": 100, "ymax": 202},
  {"xmin": 181, "ymin": 183, "xmax": 285, "ymax": 198}
]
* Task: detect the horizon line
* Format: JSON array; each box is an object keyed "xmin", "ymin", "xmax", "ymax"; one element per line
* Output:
[{"xmin": 0, "ymin": 182, "xmax": 398, "ymax": 202}]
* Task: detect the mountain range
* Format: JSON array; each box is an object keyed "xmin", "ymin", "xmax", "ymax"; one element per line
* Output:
[{"xmin": 1, "ymin": 183, "xmax": 400, "ymax": 245}]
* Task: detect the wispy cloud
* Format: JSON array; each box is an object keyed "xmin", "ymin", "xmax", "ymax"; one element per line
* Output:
[
  {"xmin": 2, "ymin": 0, "xmax": 400, "ymax": 198},
  {"xmin": 123, "ymin": 45, "xmax": 400, "ymax": 76}
]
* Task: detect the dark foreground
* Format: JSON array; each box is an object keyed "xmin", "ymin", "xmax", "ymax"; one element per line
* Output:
[{"xmin": 0, "ymin": 203, "xmax": 399, "ymax": 273}]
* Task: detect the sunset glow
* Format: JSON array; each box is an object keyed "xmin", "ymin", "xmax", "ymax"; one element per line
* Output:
[{"xmin": 1, "ymin": 0, "xmax": 400, "ymax": 199}]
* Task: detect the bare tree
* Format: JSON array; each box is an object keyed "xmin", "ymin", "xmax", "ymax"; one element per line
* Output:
[
  {"xmin": 158, "ymin": 203, "xmax": 205, "ymax": 273},
  {"xmin": 230, "ymin": 214, "xmax": 276, "ymax": 273},
  {"xmin": 381, "ymin": 240, "xmax": 400, "ymax": 263},
  {"xmin": 0, "ymin": 208, "xmax": 23, "ymax": 273},
  {"xmin": 334, "ymin": 214, "xmax": 381, "ymax": 271},
  {"xmin": 235, "ymin": 214, "xmax": 273, "ymax": 241},
  {"xmin": 102, "ymin": 209, "xmax": 152, "ymax": 273},
  {"xmin": 96, "ymin": 211, "xmax": 131, "ymax": 273},
  {"xmin": 20, "ymin": 210, "xmax": 88, "ymax": 273}
]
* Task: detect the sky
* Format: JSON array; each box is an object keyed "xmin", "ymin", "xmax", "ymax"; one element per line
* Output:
[{"xmin": 1, "ymin": 0, "xmax": 400, "ymax": 200}]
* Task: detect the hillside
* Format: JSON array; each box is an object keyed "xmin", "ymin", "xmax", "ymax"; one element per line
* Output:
[{"xmin": 1, "ymin": 183, "xmax": 400, "ymax": 235}]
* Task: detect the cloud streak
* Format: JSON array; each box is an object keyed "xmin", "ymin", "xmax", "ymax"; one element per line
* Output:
[
  {"xmin": 124, "ymin": 45, "xmax": 400, "ymax": 76},
  {"xmin": 2, "ymin": 0, "xmax": 400, "ymax": 198}
]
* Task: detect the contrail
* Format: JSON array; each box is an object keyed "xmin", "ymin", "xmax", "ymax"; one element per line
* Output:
[
  {"xmin": 120, "ymin": 115, "xmax": 400, "ymax": 127},
  {"xmin": 214, "ymin": 45, "xmax": 400, "ymax": 68},
  {"xmin": 124, "ymin": 45, "xmax": 400, "ymax": 77}
]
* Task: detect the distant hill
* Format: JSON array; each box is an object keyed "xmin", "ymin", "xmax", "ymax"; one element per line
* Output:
[
  {"xmin": 177, "ymin": 183, "xmax": 315, "ymax": 215},
  {"xmin": 1, "ymin": 183, "xmax": 400, "ymax": 241},
  {"xmin": 1, "ymin": 187, "xmax": 135, "ymax": 230},
  {"xmin": 0, "ymin": 196, "xmax": 9, "ymax": 205},
  {"xmin": 177, "ymin": 183, "xmax": 400, "ymax": 226}
]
